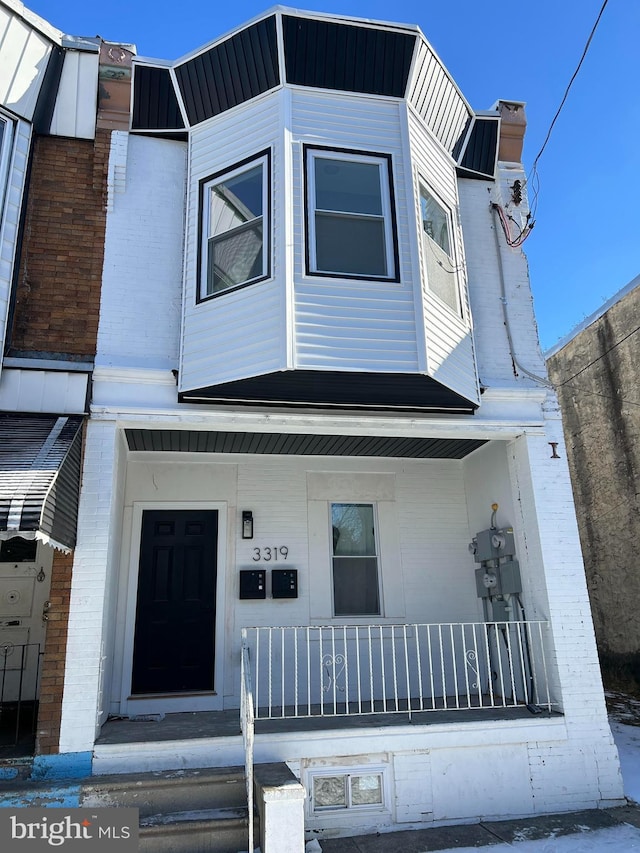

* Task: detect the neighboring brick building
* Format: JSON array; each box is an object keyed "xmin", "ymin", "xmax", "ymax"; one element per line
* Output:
[
  {"xmin": 0, "ymin": 0, "xmax": 130, "ymax": 765},
  {"xmin": 11, "ymin": 133, "xmax": 109, "ymax": 358},
  {"xmin": 547, "ymin": 275, "xmax": 640, "ymax": 692}
]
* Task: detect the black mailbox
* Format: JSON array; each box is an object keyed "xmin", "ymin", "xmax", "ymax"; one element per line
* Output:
[
  {"xmin": 272, "ymin": 568, "xmax": 298, "ymax": 599},
  {"xmin": 239, "ymin": 569, "xmax": 266, "ymax": 599}
]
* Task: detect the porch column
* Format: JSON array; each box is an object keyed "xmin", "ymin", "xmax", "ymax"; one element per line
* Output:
[
  {"xmin": 58, "ymin": 418, "xmax": 121, "ymax": 758},
  {"xmin": 508, "ymin": 402, "xmax": 623, "ymax": 805}
]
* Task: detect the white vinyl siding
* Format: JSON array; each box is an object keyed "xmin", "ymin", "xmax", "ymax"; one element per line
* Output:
[
  {"xmin": 180, "ymin": 94, "xmax": 286, "ymax": 392},
  {"xmin": 0, "ymin": 117, "xmax": 30, "ymax": 363},
  {"xmin": 0, "ymin": 5, "xmax": 56, "ymax": 121},
  {"xmin": 49, "ymin": 49, "xmax": 99, "ymax": 139},
  {"xmin": 408, "ymin": 108, "xmax": 479, "ymax": 405},
  {"xmin": 291, "ymin": 90, "xmax": 419, "ymax": 373}
]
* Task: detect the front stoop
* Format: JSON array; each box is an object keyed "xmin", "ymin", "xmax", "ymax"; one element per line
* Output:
[
  {"xmin": 81, "ymin": 766, "xmax": 257, "ymax": 853},
  {"xmin": 0, "ymin": 765, "xmax": 258, "ymax": 853}
]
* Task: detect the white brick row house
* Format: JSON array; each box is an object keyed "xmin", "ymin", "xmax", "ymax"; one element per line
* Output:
[{"xmin": 0, "ymin": 3, "xmax": 623, "ymax": 844}]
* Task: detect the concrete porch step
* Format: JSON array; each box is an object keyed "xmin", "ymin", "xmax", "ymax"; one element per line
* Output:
[
  {"xmin": 81, "ymin": 766, "xmax": 248, "ymax": 815},
  {"xmin": 139, "ymin": 809, "xmax": 251, "ymax": 853},
  {"xmin": 0, "ymin": 764, "xmax": 258, "ymax": 853},
  {"xmin": 81, "ymin": 766, "xmax": 256, "ymax": 853}
]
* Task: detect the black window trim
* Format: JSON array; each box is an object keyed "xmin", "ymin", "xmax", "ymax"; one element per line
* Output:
[
  {"xmin": 196, "ymin": 148, "xmax": 272, "ymax": 304},
  {"xmin": 303, "ymin": 144, "xmax": 400, "ymax": 284}
]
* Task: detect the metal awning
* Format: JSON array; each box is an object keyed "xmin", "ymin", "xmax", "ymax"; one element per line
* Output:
[{"xmin": 0, "ymin": 415, "xmax": 84, "ymax": 553}]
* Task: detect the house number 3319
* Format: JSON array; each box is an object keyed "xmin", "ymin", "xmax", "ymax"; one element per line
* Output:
[{"xmin": 252, "ymin": 546, "xmax": 289, "ymax": 561}]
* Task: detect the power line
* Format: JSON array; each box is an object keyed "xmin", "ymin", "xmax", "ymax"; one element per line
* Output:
[
  {"xmin": 527, "ymin": 0, "xmax": 610, "ymax": 218},
  {"xmin": 555, "ymin": 323, "xmax": 640, "ymax": 388},
  {"xmin": 559, "ymin": 379, "xmax": 640, "ymax": 410}
]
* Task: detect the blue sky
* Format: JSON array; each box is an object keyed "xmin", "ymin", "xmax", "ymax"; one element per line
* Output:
[{"xmin": 26, "ymin": 0, "xmax": 639, "ymax": 350}]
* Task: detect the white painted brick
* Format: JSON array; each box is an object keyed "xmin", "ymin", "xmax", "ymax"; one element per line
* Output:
[
  {"xmin": 97, "ymin": 133, "xmax": 186, "ymax": 371},
  {"xmin": 48, "ymin": 83, "xmax": 623, "ymax": 826}
]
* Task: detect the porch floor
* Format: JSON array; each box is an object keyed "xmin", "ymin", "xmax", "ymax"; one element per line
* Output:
[{"xmin": 97, "ymin": 703, "xmax": 557, "ymax": 746}]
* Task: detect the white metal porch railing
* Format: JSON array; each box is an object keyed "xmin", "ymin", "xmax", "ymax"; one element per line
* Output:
[
  {"xmin": 240, "ymin": 640, "xmax": 254, "ymax": 853},
  {"xmin": 240, "ymin": 621, "xmax": 552, "ymax": 722}
]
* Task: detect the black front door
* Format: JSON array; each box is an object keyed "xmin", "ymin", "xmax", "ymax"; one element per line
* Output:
[{"xmin": 132, "ymin": 510, "xmax": 218, "ymax": 695}]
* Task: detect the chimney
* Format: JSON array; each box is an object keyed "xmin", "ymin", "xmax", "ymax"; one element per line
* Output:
[
  {"xmin": 97, "ymin": 41, "xmax": 135, "ymax": 130},
  {"xmin": 496, "ymin": 100, "xmax": 527, "ymax": 163}
]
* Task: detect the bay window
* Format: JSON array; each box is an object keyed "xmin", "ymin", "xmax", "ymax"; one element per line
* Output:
[
  {"xmin": 420, "ymin": 182, "xmax": 460, "ymax": 314},
  {"xmin": 199, "ymin": 151, "xmax": 270, "ymax": 299},
  {"xmin": 305, "ymin": 147, "xmax": 398, "ymax": 280}
]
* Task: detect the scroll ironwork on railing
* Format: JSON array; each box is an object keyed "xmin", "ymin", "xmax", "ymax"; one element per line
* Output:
[{"xmin": 241, "ymin": 621, "xmax": 552, "ymax": 721}]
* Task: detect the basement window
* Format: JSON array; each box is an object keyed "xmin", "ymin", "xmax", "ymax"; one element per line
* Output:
[
  {"xmin": 199, "ymin": 150, "xmax": 270, "ymax": 299},
  {"xmin": 310, "ymin": 770, "xmax": 385, "ymax": 812},
  {"xmin": 305, "ymin": 146, "xmax": 398, "ymax": 281}
]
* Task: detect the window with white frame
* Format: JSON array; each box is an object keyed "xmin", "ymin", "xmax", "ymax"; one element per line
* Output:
[
  {"xmin": 306, "ymin": 147, "xmax": 398, "ymax": 280},
  {"xmin": 199, "ymin": 151, "xmax": 270, "ymax": 299},
  {"xmin": 331, "ymin": 502, "xmax": 380, "ymax": 616},
  {"xmin": 310, "ymin": 770, "xmax": 385, "ymax": 813},
  {"xmin": 420, "ymin": 183, "xmax": 461, "ymax": 314}
]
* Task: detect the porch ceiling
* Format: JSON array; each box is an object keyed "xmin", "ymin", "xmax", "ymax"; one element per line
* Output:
[{"xmin": 124, "ymin": 429, "xmax": 486, "ymax": 459}]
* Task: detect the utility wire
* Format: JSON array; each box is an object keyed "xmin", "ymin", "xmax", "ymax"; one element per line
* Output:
[
  {"xmin": 527, "ymin": 0, "xmax": 610, "ymax": 218},
  {"xmin": 554, "ymin": 323, "xmax": 640, "ymax": 387},
  {"xmin": 558, "ymin": 380, "xmax": 640, "ymax": 409}
]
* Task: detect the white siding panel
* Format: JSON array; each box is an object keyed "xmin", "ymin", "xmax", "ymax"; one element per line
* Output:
[
  {"xmin": 0, "ymin": 367, "xmax": 89, "ymax": 414},
  {"xmin": 0, "ymin": 7, "xmax": 52, "ymax": 120},
  {"xmin": 291, "ymin": 90, "xmax": 419, "ymax": 373},
  {"xmin": 50, "ymin": 50, "xmax": 98, "ymax": 139},
  {"xmin": 180, "ymin": 93, "xmax": 287, "ymax": 392},
  {"xmin": 423, "ymin": 292, "xmax": 478, "ymax": 401},
  {"xmin": 408, "ymin": 39, "xmax": 471, "ymax": 154},
  {"xmin": 0, "ymin": 118, "xmax": 29, "ymax": 362},
  {"xmin": 408, "ymin": 110, "xmax": 479, "ymax": 404}
]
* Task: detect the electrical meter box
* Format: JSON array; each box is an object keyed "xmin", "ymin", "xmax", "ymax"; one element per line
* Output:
[
  {"xmin": 239, "ymin": 569, "xmax": 266, "ymax": 599},
  {"xmin": 471, "ymin": 527, "xmax": 516, "ymax": 563},
  {"xmin": 499, "ymin": 559, "xmax": 522, "ymax": 594},
  {"xmin": 475, "ymin": 559, "xmax": 522, "ymax": 598},
  {"xmin": 272, "ymin": 569, "xmax": 298, "ymax": 599}
]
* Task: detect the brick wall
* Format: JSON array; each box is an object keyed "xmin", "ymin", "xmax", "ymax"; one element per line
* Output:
[
  {"xmin": 36, "ymin": 550, "xmax": 73, "ymax": 755},
  {"xmin": 10, "ymin": 129, "xmax": 110, "ymax": 360}
]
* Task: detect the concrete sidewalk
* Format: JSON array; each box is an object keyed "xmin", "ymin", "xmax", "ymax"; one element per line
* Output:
[{"xmin": 315, "ymin": 804, "xmax": 640, "ymax": 852}]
